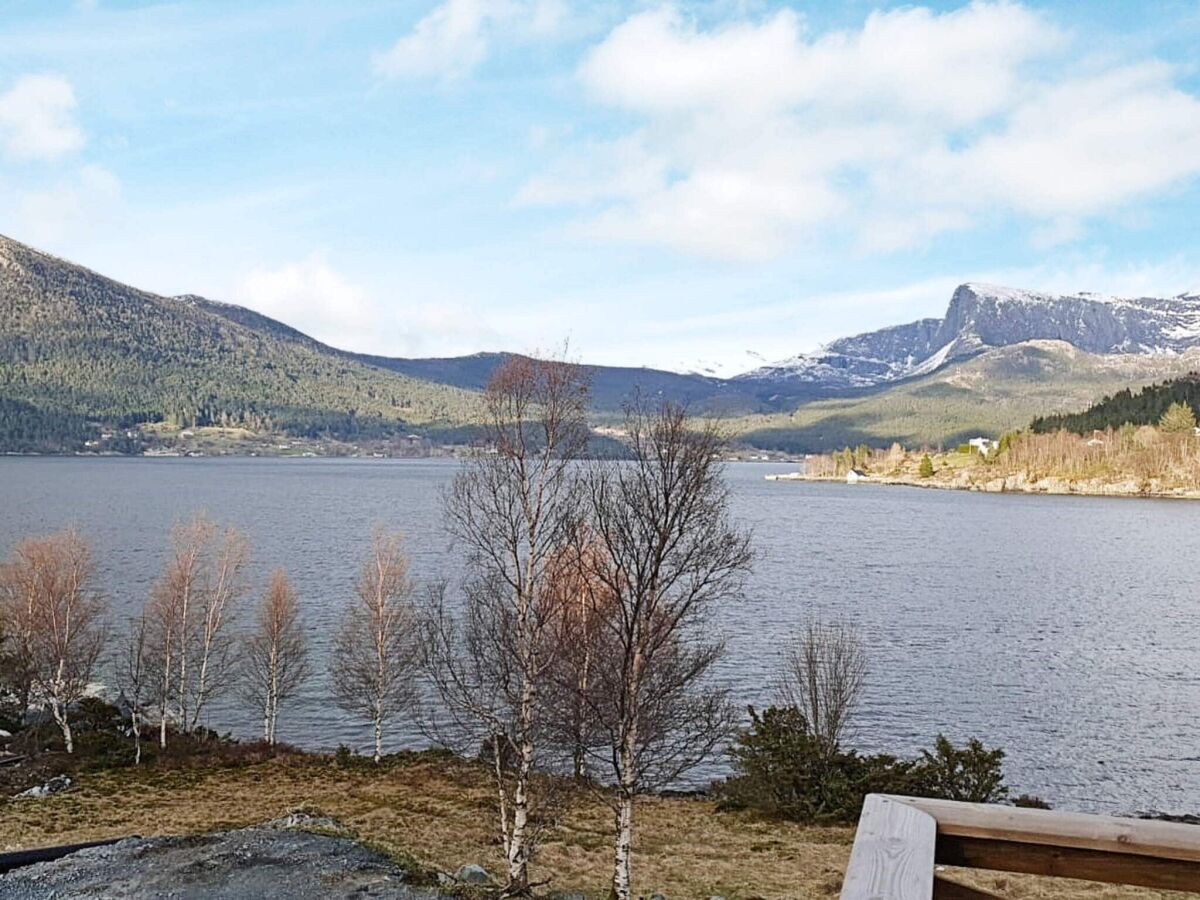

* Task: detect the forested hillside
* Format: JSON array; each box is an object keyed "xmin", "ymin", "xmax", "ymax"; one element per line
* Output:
[
  {"xmin": 0, "ymin": 235, "xmax": 480, "ymax": 450},
  {"xmin": 1031, "ymin": 374, "xmax": 1200, "ymax": 434},
  {"xmin": 358, "ymin": 351, "xmax": 771, "ymax": 416}
]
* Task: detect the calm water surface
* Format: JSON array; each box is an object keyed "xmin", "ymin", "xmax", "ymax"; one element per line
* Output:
[{"xmin": 2, "ymin": 457, "xmax": 1198, "ymax": 815}]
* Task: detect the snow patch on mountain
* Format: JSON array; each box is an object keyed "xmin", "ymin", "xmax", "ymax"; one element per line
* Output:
[{"xmin": 740, "ymin": 283, "xmax": 1200, "ymax": 389}]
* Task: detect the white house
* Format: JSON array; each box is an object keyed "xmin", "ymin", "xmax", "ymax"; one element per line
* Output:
[
  {"xmin": 968, "ymin": 436, "xmax": 999, "ymax": 455},
  {"xmin": 846, "ymin": 468, "xmax": 868, "ymax": 484}
]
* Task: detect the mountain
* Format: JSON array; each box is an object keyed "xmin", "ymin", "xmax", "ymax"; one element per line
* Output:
[
  {"xmin": 0, "ymin": 235, "xmax": 770, "ymax": 452},
  {"xmin": 742, "ymin": 283, "xmax": 1200, "ymax": 389},
  {"xmin": 354, "ymin": 352, "xmax": 770, "ymax": 416},
  {"xmin": 187, "ymin": 306, "xmax": 774, "ymax": 417},
  {"xmin": 0, "ymin": 235, "xmax": 480, "ymax": 450},
  {"xmin": 736, "ymin": 340, "xmax": 1200, "ymax": 452},
  {"xmin": 5, "ymin": 231, "xmax": 1199, "ymax": 455}
]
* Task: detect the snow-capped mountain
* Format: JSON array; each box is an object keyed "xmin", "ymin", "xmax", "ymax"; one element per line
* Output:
[{"xmin": 740, "ymin": 283, "xmax": 1200, "ymax": 389}]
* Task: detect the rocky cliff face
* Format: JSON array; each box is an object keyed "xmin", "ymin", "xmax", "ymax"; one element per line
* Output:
[{"xmin": 741, "ymin": 283, "xmax": 1200, "ymax": 389}]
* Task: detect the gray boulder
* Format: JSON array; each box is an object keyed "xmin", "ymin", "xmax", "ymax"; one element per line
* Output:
[{"xmin": 454, "ymin": 863, "xmax": 492, "ymax": 884}]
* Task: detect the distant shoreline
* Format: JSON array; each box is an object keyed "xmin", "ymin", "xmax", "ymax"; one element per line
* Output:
[{"xmin": 766, "ymin": 471, "xmax": 1200, "ymax": 500}]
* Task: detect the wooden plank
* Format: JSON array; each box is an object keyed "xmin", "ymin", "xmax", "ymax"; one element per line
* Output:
[
  {"xmin": 937, "ymin": 835, "xmax": 1200, "ymax": 893},
  {"xmin": 931, "ymin": 875, "xmax": 1004, "ymax": 899},
  {"xmin": 840, "ymin": 794, "xmax": 937, "ymax": 900},
  {"xmin": 891, "ymin": 796, "xmax": 1200, "ymax": 863}
]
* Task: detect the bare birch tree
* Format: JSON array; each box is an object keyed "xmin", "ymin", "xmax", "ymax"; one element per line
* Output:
[
  {"xmin": 0, "ymin": 531, "xmax": 108, "ymax": 753},
  {"xmin": 187, "ymin": 523, "xmax": 248, "ymax": 731},
  {"xmin": 576, "ymin": 402, "xmax": 752, "ymax": 900},
  {"xmin": 426, "ymin": 353, "xmax": 589, "ymax": 894},
  {"xmin": 241, "ymin": 569, "xmax": 309, "ymax": 745},
  {"xmin": 115, "ymin": 613, "xmax": 150, "ymax": 764},
  {"xmin": 332, "ymin": 529, "xmax": 421, "ymax": 763},
  {"xmin": 145, "ymin": 565, "xmax": 181, "ymax": 749},
  {"xmin": 145, "ymin": 514, "xmax": 249, "ymax": 747},
  {"xmin": 777, "ymin": 621, "xmax": 867, "ymax": 755}
]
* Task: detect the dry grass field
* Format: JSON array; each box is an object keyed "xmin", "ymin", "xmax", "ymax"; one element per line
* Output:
[{"xmin": 0, "ymin": 750, "xmax": 1192, "ymax": 899}]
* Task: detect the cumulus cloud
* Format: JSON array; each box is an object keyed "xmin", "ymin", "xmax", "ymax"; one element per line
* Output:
[
  {"xmin": 233, "ymin": 254, "xmax": 378, "ymax": 351},
  {"xmin": 232, "ymin": 254, "xmax": 504, "ymax": 356},
  {"xmin": 0, "ymin": 74, "xmax": 85, "ymax": 162},
  {"xmin": 520, "ymin": 2, "xmax": 1200, "ymax": 260},
  {"xmin": 8, "ymin": 164, "xmax": 121, "ymax": 245},
  {"xmin": 373, "ymin": 0, "xmax": 569, "ymax": 81}
]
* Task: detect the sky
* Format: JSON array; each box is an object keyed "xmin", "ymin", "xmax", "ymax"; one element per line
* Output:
[{"xmin": 2, "ymin": 0, "xmax": 1200, "ymax": 375}]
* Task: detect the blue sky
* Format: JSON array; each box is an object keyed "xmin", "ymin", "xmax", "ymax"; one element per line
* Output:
[{"xmin": 2, "ymin": 0, "xmax": 1200, "ymax": 374}]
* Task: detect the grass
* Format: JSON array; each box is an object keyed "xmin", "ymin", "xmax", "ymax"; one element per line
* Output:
[{"xmin": 0, "ymin": 750, "xmax": 1191, "ymax": 899}]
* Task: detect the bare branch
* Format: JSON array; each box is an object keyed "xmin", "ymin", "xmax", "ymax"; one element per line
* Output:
[
  {"xmin": 776, "ymin": 620, "xmax": 868, "ymax": 756},
  {"xmin": 0, "ymin": 530, "xmax": 108, "ymax": 754},
  {"xmin": 240, "ymin": 569, "xmax": 309, "ymax": 746},
  {"xmin": 332, "ymin": 528, "xmax": 421, "ymax": 764}
]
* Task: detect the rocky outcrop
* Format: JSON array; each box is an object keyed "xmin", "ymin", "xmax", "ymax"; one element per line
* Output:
[{"xmin": 0, "ymin": 826, "xmax": 440, "ymax": 899}]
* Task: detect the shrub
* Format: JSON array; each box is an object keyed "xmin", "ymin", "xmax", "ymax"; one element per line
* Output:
[
  {"xmin": 717, "ymin": 707, "xmax": 917, "ymax": 823},
  {"xmin": 717, "ymin": 707, "xmax": 1009, "ymax": 824},
  {"xmin": 76, "ymin": 730, "xmax": 137, "ymax": 770},
  {"xmin": 73, "ymin": 697, "xmax": 125, "ymax": 735},
  {"xmin": 912, "ymin": 735, "xmax": 1007, "ymax": 804},
  {"xmin": 918, "ymin": 454, "xmax": 934, "ymax": 478}
]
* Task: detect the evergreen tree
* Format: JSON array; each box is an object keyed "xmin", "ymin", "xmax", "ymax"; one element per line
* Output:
[
  {"xmin": 919, "ymin": 453, "xmax": 934, "ymax": 478},
  {"xmin": 1159, "ymin": 401, "xmax": 1198, "ymax": 434}
]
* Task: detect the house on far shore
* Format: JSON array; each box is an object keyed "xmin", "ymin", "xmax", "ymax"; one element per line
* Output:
[
  {"xmin": 846, "ymin": 468, "xmax": 868, "ymax": 484},
  {"xmin": 968, "ymin": 436, "xmax": 999, "ymax": 454}
]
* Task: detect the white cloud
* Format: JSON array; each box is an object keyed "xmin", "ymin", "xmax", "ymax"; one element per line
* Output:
[
  {"xmin": 7, "ymin": 164, "xmax": 121, "ymax": 245},
  {"xmin": 0, "ymin": 74, "xmax": 85, "ymax": 162},
  {"xmin": 944, "ymin": 62, "xmax": 1200, "ymax": 217},
  {"xmin": 373, "ymin": 0, "xmax": 569, "ymax": 81},
  {"xmin": 522, "ymin": 2, "xmax": 1200, "ymax": 260},
  {"xmin": 232, "ymin": 253, "xmax": 504, "ymax": 357},
  {"xmin": 234, "ymin": 254, "xmax": 377, "ymax": 351}
]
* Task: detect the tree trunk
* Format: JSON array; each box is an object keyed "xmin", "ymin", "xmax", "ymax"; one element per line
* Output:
[
  {"xmin": 177, "ymin": 606, "xmax": 189, "ymax": 732},
  {"xmin": 159, "ymin": 638, "xmax": 173, "ymax": 749},
  {"xmin": 507, "ymin": 732, "xmax": 534, "ymax": 890},
  {"xmin": 190, "ymin": 654, "xmax": 210, "ymax": 733},
  {"xmin": 611, "ymin": 789, "xmax": 635, "ymax": 900},
  {"xmin": 50, "ymin": 699, "xmax": 74, "ymax": 754},
  {"xmin": 373, "ymin": 708, "xmax": 383, "ymax": 764},
  {"xmin": 267, "ymin": 647, "xmax": 279, "ymax": 746},
  {"xmin": 572, "ymin": 743, "xmax": 586, "ymax": 781},
  {"xmin": 491, "ymin": 734, "xmax": 513, "ymax": 864},
  {"xmin": 611, "ymin": 699, "xmax": 639, "ymax": 900}
]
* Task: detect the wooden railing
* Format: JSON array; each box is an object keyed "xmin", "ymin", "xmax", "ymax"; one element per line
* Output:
[{"xmin": 840, "ymin": 794, "xmax": 1200, "ymax": 898}]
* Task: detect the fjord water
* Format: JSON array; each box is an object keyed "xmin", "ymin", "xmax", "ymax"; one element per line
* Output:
[{"xmin": 2, "ymin": 457, "xmax": 1198, "ymax": 815}]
